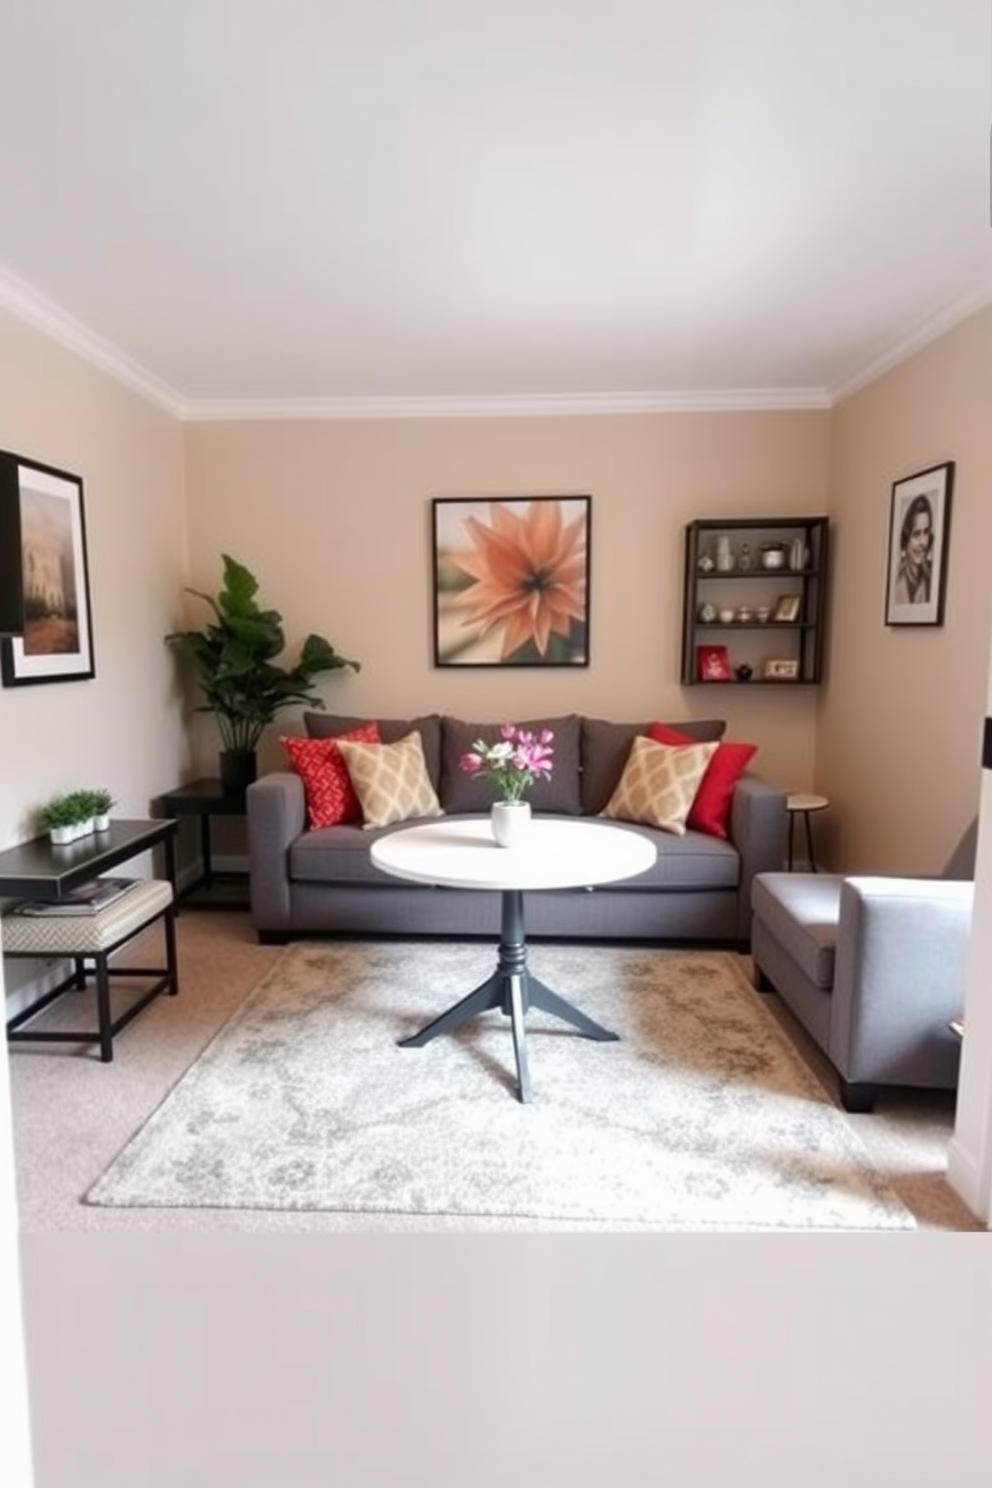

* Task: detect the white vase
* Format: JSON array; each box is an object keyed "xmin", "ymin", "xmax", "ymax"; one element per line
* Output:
[{"xmin": 491, "ymin": 800, "xmax": 531, "ymax": 848}]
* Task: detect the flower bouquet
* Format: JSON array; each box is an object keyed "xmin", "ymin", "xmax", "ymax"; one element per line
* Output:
[{"xmin": 458, "ymin": 724, "xmax": 555, "ymax": 803}]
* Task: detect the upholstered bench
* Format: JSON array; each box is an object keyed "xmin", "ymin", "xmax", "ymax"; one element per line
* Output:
[{"xmin": 3, "ymin": 878, "xmax": 178, "ymax": 1062}]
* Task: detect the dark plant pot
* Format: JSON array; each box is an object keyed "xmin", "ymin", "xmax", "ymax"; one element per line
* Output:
[{"xmin": 219, "ymin": 750, "xmax": 257, "ymax": 795}]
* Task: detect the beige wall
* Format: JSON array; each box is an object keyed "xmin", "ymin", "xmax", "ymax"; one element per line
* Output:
[
  {"xmin": 0, "ymin": 308, "xmax": 188, "ymax": 927},
  {"xmin": 820, "ymin": 305, "xmax": 992, "ymax": 873},
  {"xmin": 183, "ymin": 409, "xmax": 830, "ymax": 788}
]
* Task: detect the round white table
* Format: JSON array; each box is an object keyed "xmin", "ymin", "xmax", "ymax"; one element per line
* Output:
[{"xmin": 370, "ymin": 817, "xmax": 656, "ymax": 1102}]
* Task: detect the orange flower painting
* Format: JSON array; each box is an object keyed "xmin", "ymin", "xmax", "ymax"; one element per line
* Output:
[{"xmin": 433, "ymin": 497, "xmax": 590, "ymax": 666}]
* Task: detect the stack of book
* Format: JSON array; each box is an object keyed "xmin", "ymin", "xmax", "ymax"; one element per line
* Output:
[{"xmin": 15, "ymin": 876, "xmax": 138, "ymax": 917}]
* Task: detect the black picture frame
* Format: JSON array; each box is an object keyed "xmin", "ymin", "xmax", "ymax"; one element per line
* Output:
[
  {"xmin": 884, "ymin": 460, "xmax": 954, "ymax": 627},
  {"xmin": 432, "ymin": 495, "xmax": 591, "ymax": 667},
  {"xmin": 0, "ymin": 451, "xmax": 96, "ymax": 686}
]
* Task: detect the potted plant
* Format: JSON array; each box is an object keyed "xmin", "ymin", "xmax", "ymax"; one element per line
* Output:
[
  {"xmin": 165, "ymin": 554, "xmax": 360, "ymax": 792},
  {"xmin": 79, "ymin": 787, "xmax": 116, "ymax": 831},
  {"xmin": 37, "ymin": 791, "xmax": 93, "ymax": 844}
]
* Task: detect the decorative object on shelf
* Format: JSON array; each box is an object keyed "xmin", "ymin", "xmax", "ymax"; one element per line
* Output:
[
  {"xmin": 884, "ymin": 460, "xmax": 954, "ymax": 628},
  {"xmin": 772, "ymin": 593, "xmax": 802, "ymax": 622},
  {"xmin": 458, "ymin": 723, "xmax": 555, "ymax": 846},
  {"xmin": 432, "ymin": 495, "xmax": 590, "ymax": 667},
  {"xmin": 717, "ymin": 605, "xmax": 736, "ymax": 624},
  {"xmin": 715, "ymin": 535, "xmax": 735, "ymax": 572},
  {"xmin": 760, "ymin": 542, "xmax": 788, "ymax": 570},
  {"xmin": 0, "ymin": 449, "xmax": 96, "ymax": 687},
  {"xmin": 755, "ymin": 605, "xmax": 771, "ymax": 623},
  {"xmin": 738, "ymin": 542, "xmax": 753, "ymax": 572},
  {"xmin": 735, "ymin": 604, "xmax": 753, "ymax": 623},
  {"xmin": 764, "ymin": 658, "xmax": 800, "ymax": 680},
  {"xmin": 735, "ymin": 663, "xmax": 754, "ymax": 682},
  {"xmin": 697, "ymin": 553, "xmax": 715, "ymax": 572},
  {"xmin": 789, "ymin": 537, "xmax": 809, "ymax": 571},
  {"xmin": 698, "ymin": 601, "xmax": 717, "ymax": 623},
  {"xmin": 697, "ymin": 644, "xmax": 731, "ymax": 681},
  {"xmin": 165, "ymin": 554, "xmax": 360, "ymax": 793}
]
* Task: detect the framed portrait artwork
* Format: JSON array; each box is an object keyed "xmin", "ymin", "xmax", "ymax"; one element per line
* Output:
[
  {"xmin": 432, "ymin": 495, "xmax": 591, "ymax": 667},
  {"xmin": 884, "ymin": 460, "xmax": 954, "ymax": 627},
  {"xmin": 0, "ymin": 451, "xmax": 96, "ymax": 686}
]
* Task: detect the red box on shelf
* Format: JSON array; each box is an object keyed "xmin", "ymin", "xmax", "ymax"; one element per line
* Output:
[{"xmin": 697, "ymin": 644, "xmax": 731, "ymax": 681}]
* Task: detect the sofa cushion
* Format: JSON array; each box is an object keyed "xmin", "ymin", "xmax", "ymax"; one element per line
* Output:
[
  {"xmin": 303, "ymin": 712, "xmax": 442, "ymax": 792},
  {"xmin": 751, "ymin": 872, "xmax": 843, "ymax": 989},
  {"xmin": 281, "ymin": 724, "xmax": 381, "ymax": 829},
  {"xmin": 600, "ymin": 735, "xmax": 718, "ymax": 836},
  {"xmin": 438, "ymin": 714, "xmax": 582, "ymax": 814},
  {"xmin": 580, "ymin": 717, "xmax": 726, "ymax": 816},
  {"xmin": 647, "ymin": 723, "xmax": 757, "ymax": 840},
  {"xmin": 336, "ymin": 731, "xmax": 444, "ymax": 829}
]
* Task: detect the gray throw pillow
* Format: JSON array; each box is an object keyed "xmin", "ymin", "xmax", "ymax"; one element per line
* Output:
[
  {"xmin": 303, "ymin": 712, "xmax": 443, "ymax": 793},
  {"xmin": 580, "ymin": 717, "xmax": 726, "ymax": 816},
  {"xmin": 438, "ymin": 714, "xmax": 583, "ymax": 815}
]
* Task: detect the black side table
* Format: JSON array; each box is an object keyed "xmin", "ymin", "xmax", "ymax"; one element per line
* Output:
[{"xmin": 158, "ymin": 779, "xmax": 250, "ymax": 911}]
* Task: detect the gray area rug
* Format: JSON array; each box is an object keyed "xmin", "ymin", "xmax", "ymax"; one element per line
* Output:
[{"xmin": 87, "ymin": 942, "xmax": 915, "ymax": 1230}]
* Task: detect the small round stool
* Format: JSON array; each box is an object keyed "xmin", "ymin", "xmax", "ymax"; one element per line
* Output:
[{"xmin": 786, "ymin": 793, "xmax": 829, "ymax": 872}]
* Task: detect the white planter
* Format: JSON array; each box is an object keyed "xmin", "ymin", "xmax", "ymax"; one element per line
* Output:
[
  {"xmin": 93, "ymin": 813, "xmax": 111, "ymax": 832},
  {"xmin": 49, "ymin": 826, "xmax": 76, "ymax": 846},
  {"xmin": 490, "ymin": 800, "xmax": 531, "ymax": 848}
]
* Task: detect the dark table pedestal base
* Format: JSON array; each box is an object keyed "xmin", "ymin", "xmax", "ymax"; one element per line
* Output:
[{"xmin": 398, "ymin": 888, "xmax": 617, "ymax": 1102}]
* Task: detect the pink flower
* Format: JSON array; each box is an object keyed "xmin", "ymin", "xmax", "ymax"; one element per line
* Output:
[{"xmin": 458, "ymin": 724, "xmax": 555, "ymax": 803}]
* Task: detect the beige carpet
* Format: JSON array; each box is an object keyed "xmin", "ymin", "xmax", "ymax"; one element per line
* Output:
[
  {"xmin": 9, "ymin": 912, "xmax": 980, "ymax": 1232},
  {"xmin": 82, "ymin": 939, "xmax": 917, "ymax": 1230}
]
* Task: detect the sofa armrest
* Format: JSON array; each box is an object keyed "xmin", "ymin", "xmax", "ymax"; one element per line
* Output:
[
  {"xmin": 728, "ymin": 772, "xmax": 788, "ymax": 943},
  {"xmin": 829, "ymin": 876, "xmax": 974, "ymax": 1081},
  {"xmin": 246, "ymin": 771, "xmax": 306, "ymax": 933}
]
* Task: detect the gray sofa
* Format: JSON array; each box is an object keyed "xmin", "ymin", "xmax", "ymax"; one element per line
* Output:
[
  {"xmin": 750, "ymin": 820, "xmax": 977, "ymax": 1111},
  {"xmin": 247, "ymin": 711, "xmax": 787, "ymax": 946}
]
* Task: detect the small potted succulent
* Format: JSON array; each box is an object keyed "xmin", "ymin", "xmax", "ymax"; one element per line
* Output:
[
  {"xmin": 79, "ymin": 787, "xmax": 116, "ymax": 831},
  {"xmin": 37, "ymin": 792, "xmax": 91, "ymax": 845}
]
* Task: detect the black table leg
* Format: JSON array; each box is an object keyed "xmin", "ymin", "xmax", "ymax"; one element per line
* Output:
[{"xmin": 398, "ymin": 888, "xmax": 616, "ymax": 1102}]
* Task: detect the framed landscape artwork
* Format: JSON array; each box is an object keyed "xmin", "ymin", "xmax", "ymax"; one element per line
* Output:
[
  {"xmin": 432, "ymin": 495, "xmax": 591, "ymax": 667},
  {"xmin": 0, "ymin": 451, "xmax": 96, "ymax": 686},
  {"xmin": 884, "ymin": 460, "xmax": 954, "ymax": 627}
]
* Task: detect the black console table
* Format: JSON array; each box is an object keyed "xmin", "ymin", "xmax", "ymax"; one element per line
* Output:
[
  {"xmin": 158, "ymin": 778, "xmax": 250, "ymax": 911},
  {"xmin": 0, "ymin": 818, "xmax": 178, "ymax": 903}
]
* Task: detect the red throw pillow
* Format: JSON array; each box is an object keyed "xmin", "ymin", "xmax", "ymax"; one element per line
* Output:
[
  {"xmin": 648, "ymin": 723, "xmax": 757, "ymax": 839},
  {"xmin": 281, "ymin": 724, "xmax": 381, "ymax": 828}
]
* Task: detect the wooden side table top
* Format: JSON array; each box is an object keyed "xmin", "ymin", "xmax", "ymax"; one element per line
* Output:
[{"xmin": 786, "ymin": 793, "xmax": 829, "ymax": 814}]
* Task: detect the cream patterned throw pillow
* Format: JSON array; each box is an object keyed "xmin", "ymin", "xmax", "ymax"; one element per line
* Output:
[
  {"xmin": 336, "ymin": 731, "xmax": 444, "ymax": 829},
  {"xmin": 600, "ymin": 735, "xmax": 718, "ymax": 835}
]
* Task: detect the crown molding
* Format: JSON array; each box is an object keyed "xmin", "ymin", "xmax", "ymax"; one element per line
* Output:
[
  {"xmin": 181, "ymin": 386, "xmax": 831, "ymax": 421},
  {"xmin": 0, "ymin": 264, "xmax": 186, "ymax": 418},
  {"xmin": 829, "ymin": 276, "xmax": 992, "ymax": 404},
  {"xmin": 4, "ymin": 255, "xmax": 990, "ymax": 420}
]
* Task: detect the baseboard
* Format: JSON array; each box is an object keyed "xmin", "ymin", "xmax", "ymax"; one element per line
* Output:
[{"xmin": 945, "ymin": 1136, "xmax": 992, "ymax": 1227}]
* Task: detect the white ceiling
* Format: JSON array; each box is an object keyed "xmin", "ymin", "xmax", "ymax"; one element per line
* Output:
[{"xmin": 1, "ymin": 0, "xmax": 991, "ymax": 417}]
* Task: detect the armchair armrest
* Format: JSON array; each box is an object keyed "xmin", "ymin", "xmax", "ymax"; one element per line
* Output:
[
  {"xmin": 829, "ymin": 876, "xmax": 974, "ymax": 1085},
  {"xmin": 728, "ymin": 773, "xmax": 788, "ymax": 943},
  {"xmin": 246, "ymin": 771, "xmax": 306, "ymax": 933}
]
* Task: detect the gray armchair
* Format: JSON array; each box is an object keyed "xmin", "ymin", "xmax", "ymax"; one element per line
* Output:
[{"xmin": 750, "ymin": 822, "xmax": 976, "ymax": 1112}]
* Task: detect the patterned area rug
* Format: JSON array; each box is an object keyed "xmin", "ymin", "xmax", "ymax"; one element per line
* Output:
[{"xmin": 87, "ymin": 942, "xmax": 915, "ymax": 1230}]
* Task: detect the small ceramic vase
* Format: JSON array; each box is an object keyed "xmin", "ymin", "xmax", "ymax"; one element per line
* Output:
[{"xmin": 491, "ymin": 800, "xmax": 531, "ymax": 848}]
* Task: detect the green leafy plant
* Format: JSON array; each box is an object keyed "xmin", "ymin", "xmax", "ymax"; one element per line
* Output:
[
  {"xmin": 165, "ymin": 554, "xmax": 360, "ymax": 754},
  {"xmin": 77, "ymin": 787, "xmax": 115, "ymax": 817},
  {"xmin": 37, "ymin": 792, "xmax": 94, "ymax": 830}
]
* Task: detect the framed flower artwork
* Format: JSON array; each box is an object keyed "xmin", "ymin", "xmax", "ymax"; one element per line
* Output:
[{"xmin": 432, "ymin": 495, "xmax": 591, "ymax": 667}]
